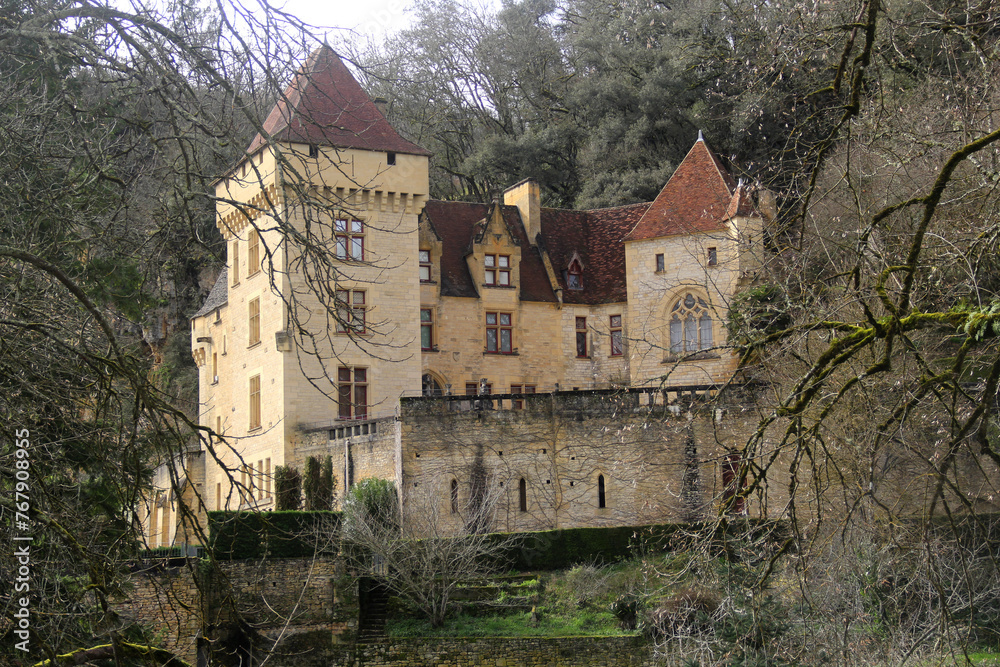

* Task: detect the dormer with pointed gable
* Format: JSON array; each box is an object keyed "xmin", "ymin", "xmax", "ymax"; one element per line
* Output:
[{"xmin": 467, "ymin": 200, "xmax": 523, "ymax": 298}]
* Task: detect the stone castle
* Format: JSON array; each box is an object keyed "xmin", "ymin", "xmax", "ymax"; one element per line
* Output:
[{"xmin": 143, "ymin": 45, "xmax": 773, "ymax": 546}]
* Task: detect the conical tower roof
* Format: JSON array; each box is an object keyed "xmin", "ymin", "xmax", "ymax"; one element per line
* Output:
[
  {"xmin": 247, "ymin": 45, "xmax": 430, "ymax": 156},
  {"xmin": 625, "ymin": 134, "xmax": 737, "ymax": 241}
]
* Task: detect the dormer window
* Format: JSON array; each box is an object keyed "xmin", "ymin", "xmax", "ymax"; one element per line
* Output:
[
  {"xmin": 566, "ymin": 258, "xmax": 583, "ymax": 290},
  {"xmin": 484, "ymin": 254, "xmax": 510, "ymax": 286}
]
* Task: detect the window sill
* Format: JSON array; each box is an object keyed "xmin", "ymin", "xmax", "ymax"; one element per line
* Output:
[
  {"xmin": 248, "ymin": 269, "xmax": 261, "ymax": 278},
  {"xmin": 662, "ymin": 352, "xmax": 721, "ymax": 363},
  {"xmin": 576, "ymin": 355, "xmax": 590, "ymax": 360},
  {"xmin": 420, "ymin": 280, "xmax": 437, "ymax": 285},
  {"xmin": 422, "ymin": 347, "xmax": 440, "ymax": 353},
  {"xmin": 248, "ymin": 426, "xmax": 262, "ymax": 433},
  {"xmin": 482, "ymin": 284, "xmax": 516, "ymax": 289},
  {"xmin": 483, "ymin": 350, "xmax": 518, "ymax": 356},
  {"xmin": 247, "ymin": 341, "xmax": 261, "ymax": 350}
]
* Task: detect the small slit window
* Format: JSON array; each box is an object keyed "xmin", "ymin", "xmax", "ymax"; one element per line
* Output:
[
  {"xmin": 598, "ymin": 474, "xmax": 606, "ymax": 509},
  {"xmin": 518, "ymin": 478, "xmax": 527, "ymax": 512}
]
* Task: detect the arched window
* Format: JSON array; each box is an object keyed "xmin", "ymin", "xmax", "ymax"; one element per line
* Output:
[
  {"xmin": 598, "ymin": 474, "xmax": 606, "ymax": 509},
  {"xmin": 422, "ymin": 373, "xmax": 443, "ymax": 396},
  {"xmin": 669, "ymin": 293, "xmax": 713, "ymax": 354},
  {"xmin": 518, "ymin": 478, "xmax": 527, "ymax": 512},
  {"xmin": 450, "ymin": 479, "xmax": 459, "ymax": 514}
]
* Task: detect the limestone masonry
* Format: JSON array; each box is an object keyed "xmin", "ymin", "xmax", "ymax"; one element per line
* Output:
[{"xmin": 144, "ymin": 44, "xmax": 771, "ymax": 546}]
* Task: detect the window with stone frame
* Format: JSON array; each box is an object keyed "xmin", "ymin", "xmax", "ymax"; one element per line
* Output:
[
  {"xmin": 669, "ymin": 293, "xmax": 713, "ymax": 354},
  {"xmin": 419, "ymin": 249, "xmax": 432, "ymax": 282},
  {"xmin": 485, "ymin": 312, "xmax": 513, "ymax": 353},
  {"xmin": 509, "ymin": 383, "xmax": 536, "ymax": 409},
  {"xmin": 576, "ymin": 317, "xmax": 588, "ymax": 357},
  {"xmin": 249, "ymin": 374, "xmax": 261, "ymax": 430},
  {"xmin": 337, "ymin": 366, "xmax": 368, "ymax": 420},
  {"xmin": 248, "ymin": 297, "xmax": 261, "ymax": 346},
  {"xmin": 609, "ymin": 314, "xmax": 623, "ymax": 356},
  {"xmin": 484, "ymin": 254, "xmax": 510, "ymax": 286},
  {"xmin": 335, "ymin": 218, "xmax": 365, "ymax": 260},
  {"xmin": 248, "ymin": 230, "xmax": 261, "ymax": 276},
  {"xmin": 420, "ymin": 308, "xmax": 434, "ymax": 350},
  {"xmin": 231, "ymin": 241, "xmax": 240, "ymax": 285},
  {"xmin": 335, "ymin": 289, "xmax": 366, "ymax": 333}
]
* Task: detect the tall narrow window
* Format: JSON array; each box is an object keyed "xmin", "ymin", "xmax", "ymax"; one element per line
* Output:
[
  {"xmin": 669, "ymin": 294, "xmax": 713, "ymax": 354},
  {"xmin": 450, "ymin": 479, "xmax": 459, "ymax": 514},
  {"xmin": 338, "ymin": 367, "xmax": 368, "ymax": 420},
  {"xmin": 707, "ymin": 247, "xmax": 718, "ymax": 266},
  {"xmin": 248, "ymin": 231, "xmax": 260, "ymax": 276},
  {"xmin": 216, "ymin": 483, "xmax": 222, "ymax": 510},
  {"xmin": 249, "ymin": 374, "xmax": 261, "ymax": 430},
  {"xmin": 248, "ymin": 297, "xmax": 260, "ymax": 346},
  {"xmin": 265, "ymin": 458, "xmax": 271, "ymax": 497},
  {"xmin": 655, "ymin": 253, "xmax": 665, "ymax": 272},
  {"xmin": 518, "ymin": 478, "xmax": 527, "ymax": 512},
  {"xmin": 231, "ymin": 241, "xmax": 240, "ymax": 285},
  {"xmin": 335, "ymin": 289, "xmax": 366, "ymax": 333},
  {"xmin": 576, "ymin": 317, "xmax": 588, "ymax": 357},
  {"xmin": 598, "ymin": 474, "xmax": 606, "ymax": 509},
  {"xmin": 466, "ymin": 381, "xmax": 491, "ymax": 395},
  {"xmin": 212, "ymin": 352, "xmax": 218, "ymax": 382},
  {"xmin": 335, "ymin": 219, "xmax": 365, "ymax": 260},
  {"xmin": 610, "ymin": 315, "xmax": 623, "ymax": 356},
  {"xmin": 387, "ymin": 151, "xmax": 396, "ymax": 165},
  {"xmin": 486, "ymin": 312, "xmax": 513, "ymax": 353},
  {"xmin": 420, "ymin": 308, "xmax": 433, "ymax": 350},
  {"xmin": 419, "ymin": 250, "xmax": 432, "ymax": 282},
  {"xmin": 484, "ymin": 254, "xmax": 510, "ymax": 286}
]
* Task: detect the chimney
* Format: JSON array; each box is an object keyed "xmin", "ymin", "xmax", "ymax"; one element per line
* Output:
[{"xmin": 503, "ymin": 179, "xmax": 541, "ymax": 244}]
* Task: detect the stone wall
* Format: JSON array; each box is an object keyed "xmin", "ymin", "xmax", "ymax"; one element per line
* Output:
[
  {"xmin": 119, "ymin": 556, "xmax": 356, "ymax": 665},
  {"xmin": 323, "ymin": 636, "xmax": 657, "ymax": 667},
  {"xmin": 398, "ymin": 386, "xmax": 763, "ymax": 534}
]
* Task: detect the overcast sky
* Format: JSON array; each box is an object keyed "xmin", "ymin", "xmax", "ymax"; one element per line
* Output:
[{"xmin": 268, "ymin": 0, "xmax": 418, "ymax": 38}]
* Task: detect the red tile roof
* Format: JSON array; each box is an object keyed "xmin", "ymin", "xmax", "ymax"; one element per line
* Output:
[
  {"xmin": 421, "ymin": 200, "xmax": 649, "ymax": 304},
  {"xmin": 625, "ymin": 138, "xmax": 736, "ymax": 241},
  {"xmin": 247, "ymin": 45, "xmax": 430, "ymax": 156},
  {"xmin": 540, "ymin": 203, "xmax": 649, "ymax": 304}
]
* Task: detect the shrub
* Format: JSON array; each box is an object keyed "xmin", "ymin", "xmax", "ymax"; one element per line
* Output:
[{"xmin": 274, "ymin": 465, "xmax": 301, "ymax": 510}]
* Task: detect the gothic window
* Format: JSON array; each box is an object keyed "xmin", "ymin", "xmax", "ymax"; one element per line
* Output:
[
  {"xmin": 335, "ymin": 218, "xmax": 365, "ymax": 260},
  {"xmin": 422, "ymin": 373, "xmax": 443, "ymax": 396},
  {"xmin": 669, "ymin": 294, "xmax": 713, "ymax": 354},
  {"xmin": 337, "ymin": 367, "xmax": 368, "ymax": 420}
]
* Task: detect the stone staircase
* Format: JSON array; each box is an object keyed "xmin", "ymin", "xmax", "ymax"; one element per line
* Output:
[{"xmin": 357, "ymin": 578, "xmax": 390, "ymax": 643}]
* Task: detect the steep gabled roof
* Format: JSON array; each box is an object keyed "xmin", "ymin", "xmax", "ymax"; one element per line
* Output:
[
  {"xmin": 247, "ymin": 45, "xmax": 430, "ymax": 157},
  {"xmin": 625, "ymin": 137, "xmax": 736, "ymax": 241},
  {"xmin": 422, "ymin": 200, "xmax": 650, "ymax": 305},
  {"xmin": 421, "ymin": 201, "xmax": 557, "ymax": 302},
  {"xmin": 191, "ymin": 269, "xmax": 228, "ymax": 319},
  {"xmin": 541, "ymin": 203, "xmax": 649, "ymax": 304}
]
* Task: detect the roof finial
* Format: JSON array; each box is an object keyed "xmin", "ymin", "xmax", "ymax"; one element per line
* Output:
[{"xmin": 697, "ymin": 129, "xmax": 704, "ymax": 142}]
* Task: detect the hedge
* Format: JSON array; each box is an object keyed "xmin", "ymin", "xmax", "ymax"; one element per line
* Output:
[
  {"xmin": 488, "ymin": 518, "xmax": 790, "ymax": 571},
  {"xmin": 208, "ymin": 510, "xmax": 341, "ymax": 559}
]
